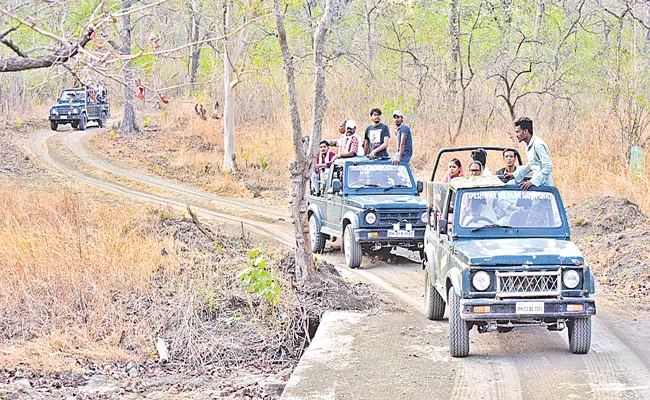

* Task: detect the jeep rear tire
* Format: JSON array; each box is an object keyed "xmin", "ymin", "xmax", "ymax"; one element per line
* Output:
[
  {"xmin": 309, "ymin": 214, "xmax": 326, "ymax": 254},
  {"xmin": 343, "ymin": 224, "xmax": 362, "ymax": 269},
  {"xmin": 50, "ymin": 121, "xmax": 58, "ymax": 131},
  {"xmin": 98, "ymin": 112, "xmax": 107, "ymax": 128},
  {"xmin": 425, "ymin": 270, "xmax": 445, "ymax": 320},
  {"xmin": 78, "ymin": 113, "xmax": 87, "ymax": 130},
  {"xmin": 568, "ymin": 317, "xmax": 591, "ymax": 354},
  {"xmin": 71, "ymin": 121, "xmax": 79, "ymax": 129},
  {"xmin": 449, "ymin": 287, "xmax": 470, "ymax": 357}
]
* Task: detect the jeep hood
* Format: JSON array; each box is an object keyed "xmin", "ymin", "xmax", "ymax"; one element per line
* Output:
[
  {"xmin": 347, "ymin": 194, "xmax": 426, "ymax": 209},
  {"xmin": 454, "ymin": 238, "xmax": 584, "ymax": 266}
]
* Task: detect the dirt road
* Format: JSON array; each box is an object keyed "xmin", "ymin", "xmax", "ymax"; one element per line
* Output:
[{"xmin": 29, "ymin": 127, "xmax": 650, "ymax": 399}]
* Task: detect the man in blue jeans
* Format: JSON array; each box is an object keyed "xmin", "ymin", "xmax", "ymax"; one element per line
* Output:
[{"xmin": 391, "ymin": 110, "xmax": 412, "ymax": 165}]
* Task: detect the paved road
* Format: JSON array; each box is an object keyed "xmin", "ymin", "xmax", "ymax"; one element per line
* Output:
[{"xmin": 29, "ymin": 127, "xmax": 650, "ymax": 400}]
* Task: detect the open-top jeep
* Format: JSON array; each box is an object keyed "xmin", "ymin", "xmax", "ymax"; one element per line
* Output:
[
  {"xmin": 49, "ymin": 88, "xmax": 110, "ymax": 131},
  {"xmin": 307, "ymin": 157, "xmax": 427, "ymax": 268},
  {"xmin": 423, "ymin": 147, "xmax": 596, "ymax": 357}
]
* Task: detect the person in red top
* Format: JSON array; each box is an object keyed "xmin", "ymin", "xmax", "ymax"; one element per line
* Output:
[{"xmin": 311, "ymin": 140, "xmax": 336, "ymax": 195}]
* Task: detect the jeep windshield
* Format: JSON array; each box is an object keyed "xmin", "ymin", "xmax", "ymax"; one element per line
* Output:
[
  {"xmin": 58, "ymin": 90, "xmax": 86, "ymax": 104},
  {"xmin": 458, "ymin": 189, "xmax": 562, "ymax": 229},
  {"xmin": 346, "ymin": 163, "xmax": 413, "ymax": 190}
]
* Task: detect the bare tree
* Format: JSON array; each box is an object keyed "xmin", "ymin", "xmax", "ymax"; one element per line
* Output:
[
  {"xmin": 273, "ymin": 0, "xmax": 343, "ymax": 284},
  {"xmin": 221, "ymin": 0, "xmax": 255, "ymax": 172},
  {"xmin": 187, "ymin": 0, "xmax": 204, "ymax": 88},
  {"xmin": 121, "ymin": 0, "xmax": 140, "ymax": 134}
]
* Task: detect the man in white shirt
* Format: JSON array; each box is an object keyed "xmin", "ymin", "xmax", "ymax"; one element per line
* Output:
[{"xmin": 505, "ymin": 117, "xmax": 553, "ymax": 191}]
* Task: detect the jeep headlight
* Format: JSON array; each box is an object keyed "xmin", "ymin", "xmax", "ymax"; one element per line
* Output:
[
  {"xmin": 472, "ymin": 271, "xmax": 490, "ymax": 291},
  {"xmin": 365, "ymin": 212, "xmax": 377, "ymax": 225},
  {"xmin": 420, "ymin": 212, "xmax": 428, "ymax": 224},
  {"xmin": 72, "ymin": 108, "xmax": 79, "ymax": 114},
  {"xmin": 51, "ymin": 108, "xmax": 58, "ymax": 115},
  {"xmin": 563, "ymin": 270, "xmax": 580, "ymax": 289}
]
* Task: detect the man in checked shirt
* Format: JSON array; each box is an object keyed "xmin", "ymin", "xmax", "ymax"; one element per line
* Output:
[{"xmin": 504, "ymin": 117, "xmax": 553, "ymax": 191}]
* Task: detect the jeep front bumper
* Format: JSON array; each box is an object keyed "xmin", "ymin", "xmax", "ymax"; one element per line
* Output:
[
  {"xmin": 49, "ymin": 115, "xmax": 80, "ymax": 122},
  {"xmin": 460, "ymin": 298, "xmax": 596, "ymax": 321},
  {"xmin": 354, "ymin": 228, "xmax": 424, "ymax": 246}
]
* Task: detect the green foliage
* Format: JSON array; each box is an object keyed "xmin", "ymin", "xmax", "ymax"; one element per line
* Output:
[
  {"xmin": 258, "ymin": 154, "xmax": 269, "ymax": 170},
  {"xmin": 14, "ymin": 120, "xmax": 23, "ymax": 128},
  {"xmin": 142, "ymin": 117, "xmax": 152, "ymax": 128},
  {"xmin": 238, "ymin": 248, "xmax": 281, "ymax": 305},
  {"xmin": 109, "ymin": 131, "xmax": 117, "ymax": 140}
]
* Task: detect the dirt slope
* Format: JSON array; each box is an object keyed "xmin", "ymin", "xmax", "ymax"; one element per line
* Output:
[{"xmin": 567, "ymin": 196, "xmax": 650, "ymax": 299}]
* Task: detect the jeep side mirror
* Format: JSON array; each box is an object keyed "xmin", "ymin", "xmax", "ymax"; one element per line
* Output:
[
  {"xmin": 332, "ymin": 179, "xmax": 342, "ymax": 193},
  {"xmin": 417, "ymin": 180, "xmax": 424, "ymax": 193},
  {"xmin": 438, "ymin": 219, "xmax": 448, "ymax": 235}
]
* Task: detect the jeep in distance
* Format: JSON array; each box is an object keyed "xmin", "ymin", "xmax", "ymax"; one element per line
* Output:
[
  {"xmin": 49, "ymin": 88, "xmax": 110, "ymax": 131},
  {"xmin": 307, "ymin": 157, "xmax": 427, "ymax": 269},
  {"xmin": 423, "ymin": 148, "xmax": 596, "ymax": 357}
]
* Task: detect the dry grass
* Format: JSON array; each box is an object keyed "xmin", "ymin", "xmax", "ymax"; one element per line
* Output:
[
  {"xmin": 0, "ymin": 185, "xmax": 170, "ymax": 370},
  {"xmin": 0, "ymin": 183, "xmax": 311, "ymax": 372}
]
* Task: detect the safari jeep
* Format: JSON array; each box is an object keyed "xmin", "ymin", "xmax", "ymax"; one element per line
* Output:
[
  {"xmin": 307, "ymin": 157, "xmax": 427, "ymax": 268},
  {"xmin": 423, "ymin": 148, "xmax": 596, "ymax": 357},
  {"xmin": 49, "ymin": 88, "xmax": 110, "ymax": 131}
]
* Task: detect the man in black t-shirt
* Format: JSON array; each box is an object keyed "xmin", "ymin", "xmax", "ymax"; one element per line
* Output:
[
  {"xmin": 495, "ymin": 148, "xmax": 517, "ymax": 182},
  {"xmin": 364, "ymin": 108, "xmax": 391, "ymax": 159}
]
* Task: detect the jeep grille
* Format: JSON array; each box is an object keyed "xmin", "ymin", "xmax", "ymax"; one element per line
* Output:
[
  {"xmin": 496, "ymin": 270, "xmax": 561, "ymax": 298},
  {"xmin": 376, "ymin": 209, "xmax": 421, "ymax": 227}
]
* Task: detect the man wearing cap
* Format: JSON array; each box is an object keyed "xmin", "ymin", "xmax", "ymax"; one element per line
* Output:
[
  {"xmin": 364, "ymin": 108, "xmax": 391, "ymax": 159},
  {"xmin": 391, "ymin": 110, "xmax": 413, "ymax": 165},
  {"xmin": 332, "ymin": 120, "xmax": 364, "ymax": 161}
]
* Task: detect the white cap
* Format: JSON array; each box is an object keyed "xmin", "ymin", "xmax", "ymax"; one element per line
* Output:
[
  {"xmin": 345, "ymin": 120, "xmax": 356, "ymax": 129},
  {"xmin": 393, "ymin": 110, "xmax": 403, "ymax": 117}
]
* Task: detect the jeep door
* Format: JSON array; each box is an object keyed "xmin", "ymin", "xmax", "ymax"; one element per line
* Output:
[
  {"xmin": 435, "ymin": 188, "xmax": 456, "ymax": 290},
  {"xmin": 323, "ymin": 164, "xmax": 343, "ymax": 233},
  {"xmin": 86, "ymin": 92, "xmax": 99, "ymax": 119}
]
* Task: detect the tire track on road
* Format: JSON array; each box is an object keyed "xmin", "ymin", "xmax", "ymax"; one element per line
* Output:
[
  {"xmin": 63, "ymin": 130, "xmax": 289, "ymax": 222},
  {"xmin": 29, "ymin": 130, "xmax": 294, "ymax": 245}
]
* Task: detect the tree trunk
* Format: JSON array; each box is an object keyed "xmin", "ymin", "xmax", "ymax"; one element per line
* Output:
[
  {"xmin": 364, "ymin": 0, "xmax": 377, "ymax": 77},
  {"xmin": 534, "ymin": 0, "xmax": 545, "ymax": 41},
  {"xmin": 273, "ymin": 0, "xmax": 314, "ymax": 284},
  {"xmin": 222, "ymin": 0, "xmax": 237, "ymax": 172},
  {"xmin": 448, "ymin": 0, "xmax": 460, "ymax": 99},
  {"xmin": 121, "ymin": 0, "xmax": 139, "ymax": 134},
  {"xmin": 308, "ymin": 0, "xmax": 337, "ymax": 158},
  {"xmin": 188, "ymin": 0, "xmax": 202, "ymax": 88}
]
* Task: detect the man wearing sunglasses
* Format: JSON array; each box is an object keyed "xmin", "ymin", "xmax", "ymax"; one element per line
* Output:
[{"xmin": 391, "ymin": 110, "xmax": 413, "ymax": 165}]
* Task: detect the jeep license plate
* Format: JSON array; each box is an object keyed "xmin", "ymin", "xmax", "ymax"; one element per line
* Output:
[
  {"xmin": 387, "ymin": 230, "xmax": 414, "ymax": 238},
  {"xmin": 516, "ymin": 302, "xmax": 544, "ymax": 314}
]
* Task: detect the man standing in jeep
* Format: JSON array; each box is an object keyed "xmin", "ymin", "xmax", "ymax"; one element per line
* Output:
[
  {"xmin": 391, "ymin": 110, "xmax": 413, "ymax": 165},
  {"xmin": 505, "ymin": 117, "xmax": 553, "ymax": 191},
  {"xmin": 364, "ymin": 108, "xmax": 390, "ymax": 159}
]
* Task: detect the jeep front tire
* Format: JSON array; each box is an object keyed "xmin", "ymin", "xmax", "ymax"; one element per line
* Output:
[
  {"xmin": 309, "ymin": 214, "xmax": 326, "ymax": 254},
  {"xmin": 78, "ymin": 113, "xmax": 87, "ymax": 130},
  {"xmin": 449, "ymin": 287, "xmax": 470, "ymax": 357},
  {"xmin": 567, "ymin": 317, "xmax": 591, "ymax": 354},
  {"xmin": 424, "ymin": 270, "xmax": 445, "ymax": 320},
  {"xmin": 50, "ymin": 121, "xmax": 58, "ymax": 131},
  {"xmin": 343, "ymin": 224, "xmax": 362, "ymax": 269}
]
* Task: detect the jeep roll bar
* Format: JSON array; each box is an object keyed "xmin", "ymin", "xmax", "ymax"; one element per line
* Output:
[{"xmin": 430, "ymin": 146, "xmax": 523, "ymax": 181}]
